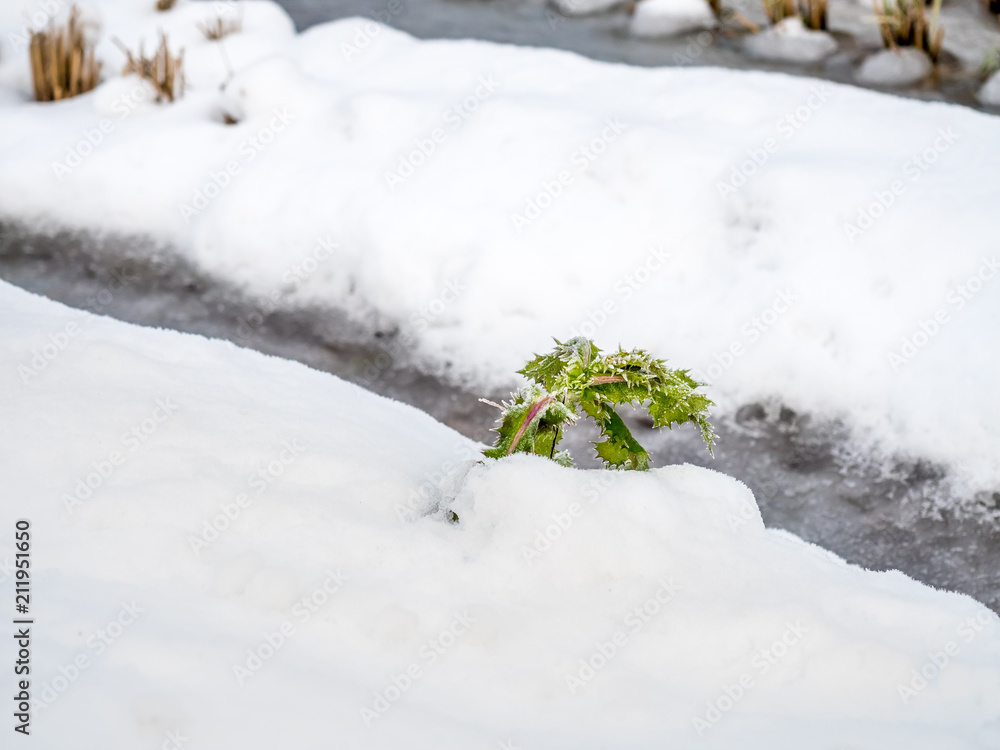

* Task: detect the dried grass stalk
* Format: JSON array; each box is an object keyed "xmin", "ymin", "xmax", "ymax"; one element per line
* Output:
[
  {"xmin": 116, "ymin": 33, "xmax": 185, "ymax": 103},
  {"xmin": 800, "ymin": 0, "xmax": 828, "ymax": 29},
  {"xmin": 714, "ymin": 2, "xmax": 761, "ymax": 32},
  {"xmin": 762, "ymin": 0, "xmax": 797, "ymax": 24},
  {"xmin": 28, "ymin": 6, "xmax": 101, "ymax": 102},
  {"xmin": 198, "ymin": 14, "xmax": 243, "ymax": 41},
  {"xmin": 873, "ymin": 0, "xmax": 945, "ymax": 62}
]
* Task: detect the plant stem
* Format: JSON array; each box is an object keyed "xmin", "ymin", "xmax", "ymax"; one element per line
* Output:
[
  {"xmin": 549, "ymin": 393, "xmax": 567, "ymax": 459},
  {"xmin": 507, "ymin": 395, "xmax": 554, "ymax": 455}
]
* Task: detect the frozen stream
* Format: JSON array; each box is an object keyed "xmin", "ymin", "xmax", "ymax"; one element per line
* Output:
[
  {"xmin": 1, "ymin": 221, "xmax": 997, "ymax": 614},
  {"xmin": 272, "ymin": 0, "xmax": 1000, "ymax": 111}
]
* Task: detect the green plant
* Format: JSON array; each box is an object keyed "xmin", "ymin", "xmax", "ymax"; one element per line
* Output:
[{"xmin": 482, "ymin": 337, "xmax": 715, "ymax": 471}]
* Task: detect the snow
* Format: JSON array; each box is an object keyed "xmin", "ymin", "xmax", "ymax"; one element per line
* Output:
[
  {"xmin": 856, "ymin": 48, "xmax": 933, "ymax": 87},
  {"xmin": 549, "ymin": 0, "xmax": 624, "ymax": 17},
  {"xmin": 629, "ymin": 0, "xmax": 716, "ymax": 38},
  {"xmin": 1, "ymin": 2, "xmax": 1000, "ymax": 506},
  {"xmin": 3, "ymin": 277, "xmax": 1000, "ymax": 747},
  {"xmin": 742, "ymin": 17, "xmax": 838, "ymax": 63},
  {"xmin": 980, "ymin": 69, "xmax": 1000, "ymax": 107}
]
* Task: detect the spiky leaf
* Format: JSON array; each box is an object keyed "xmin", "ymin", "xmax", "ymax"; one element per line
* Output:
[{"xmin": 483, "ymin": 337, "xmax": 714, "ymax": 469}]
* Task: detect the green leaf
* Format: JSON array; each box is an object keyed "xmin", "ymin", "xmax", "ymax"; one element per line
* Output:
[
  {"xmin": 593, "ymin": 407, "xmax": 650, "ymax": 470},
  {"xmin": 594, "ymin": 435, "xmax": 630, "ymax": 466},
  {"xmin": 482, "ymin": 386, "xmax": 576, "ymax": 462},
  {"xmin": 483, "ymin": 337, "xmax": 714, "ymax": 469}
]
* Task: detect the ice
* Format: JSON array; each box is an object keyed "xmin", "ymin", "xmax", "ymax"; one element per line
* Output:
[{"xmin": 550, "ymin": 0, "xmax": 625, "ymax": 16}]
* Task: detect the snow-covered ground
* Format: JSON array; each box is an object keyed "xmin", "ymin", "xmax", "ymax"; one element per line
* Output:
[
  {"xmin": 1, "ymin": 1, "xmax": 998, "ymax": 511},
  {"xmin": 3, "ymin": 278, "xmax": 1000, "ymax": 747}
]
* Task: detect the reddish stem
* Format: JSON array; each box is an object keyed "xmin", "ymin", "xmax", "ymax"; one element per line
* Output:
[{"xmin": 508, "ymin": 395, "xmax": 554, "ymax": 455}]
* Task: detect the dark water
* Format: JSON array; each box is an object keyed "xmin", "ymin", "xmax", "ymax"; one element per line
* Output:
[
  {"xmin": 2, "ymin": 221, "xmax": 997, "ymax": 613},
  {"xmin": 271, "ymin": 0, "xmax": 998, "ymax": 112}
]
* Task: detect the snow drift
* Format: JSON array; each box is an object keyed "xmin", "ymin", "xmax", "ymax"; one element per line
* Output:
[{"xmin": 2, "ymin": 279, "xmax": 1000, "ymax": 748}]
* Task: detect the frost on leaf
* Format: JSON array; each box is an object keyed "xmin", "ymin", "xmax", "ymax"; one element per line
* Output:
[{"xmin": 482, "ymin": 337, "xmax": 716, "ymax": 470}]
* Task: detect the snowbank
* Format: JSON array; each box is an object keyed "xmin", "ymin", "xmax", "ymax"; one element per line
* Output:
[
  {"xmin": 856, "ymin": 48, "xmax": 933, "ymax": 87},
  {"xmin": 1, "ymin": 3, "xmax": 1000, "ymax": 502},
  {"xmin": 630, "ymin": 0, "xmax": 716, "ymax": 38},
  {"xmin": 743, "ymin": 17, "xmax": 838, "ymax": 63},
  {"xmin": 2, "ymin": 279, "xmax": 1000, "ymax": 747}
]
